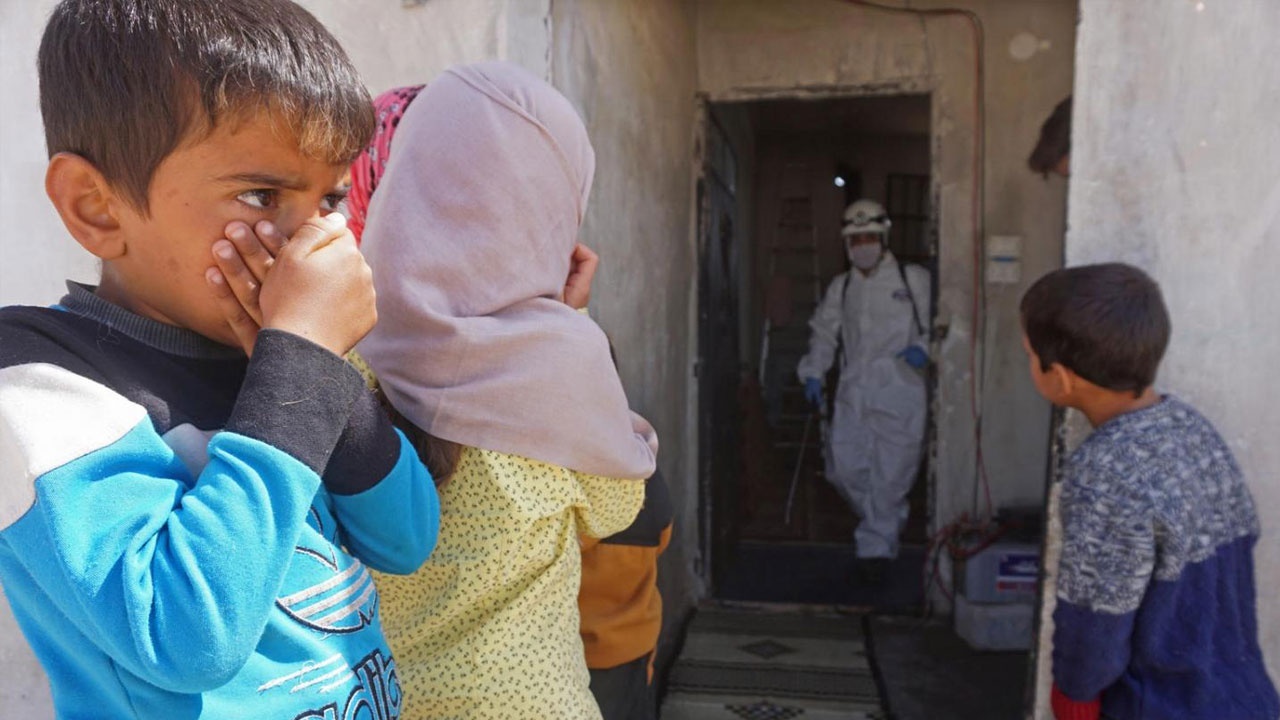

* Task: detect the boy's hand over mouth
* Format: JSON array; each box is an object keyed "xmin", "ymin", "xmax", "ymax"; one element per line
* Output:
[
  {"xmin": 209, "ymin": 214, "xmax": 376, "ymax": 358},
  {"xmin": 207, "ymin": 219, "xmax": 287, "ymax": 355}
]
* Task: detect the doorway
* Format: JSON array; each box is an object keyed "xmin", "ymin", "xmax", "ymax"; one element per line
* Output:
[{"xmin": 697, "ymin": 93, "xmax": 937, "ymax": 606}]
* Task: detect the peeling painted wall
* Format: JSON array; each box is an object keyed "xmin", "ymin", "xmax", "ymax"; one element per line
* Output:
[
  {"xmin": 695, "ymin": 0, "xmax": 1077, "ymax": 557},
  {"xmin": 549, "ymin": 0, "xmax": 702, "ymax": 669},
  {"xmin": 1034, "ymin": 1, "xmax": 1280, "ymax": 716}
]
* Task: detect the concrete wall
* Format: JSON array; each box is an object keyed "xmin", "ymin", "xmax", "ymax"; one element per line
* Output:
[
  {"xmin": 549, "ymin": 0, "xmax": 702, "ymax": 669},
  {"xmin": 1033, "ymin": 0, "xmax": 1280, "ymax": 716},
  {"xmin": 696, "ymin": 0, "xmax": 1076, "ymax": 550},
  {"xmin": 300, "ymin": 0, "xmax": 550, "ymax": 92}
]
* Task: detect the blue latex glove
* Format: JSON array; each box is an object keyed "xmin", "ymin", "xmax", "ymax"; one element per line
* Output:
[
  {"xmin": 803, "ymin": 378, "xmax": 823, "ymax": 408},
  {"xmin": 898, "ymin": 345, "xmax": 929, "ymax": 370}
]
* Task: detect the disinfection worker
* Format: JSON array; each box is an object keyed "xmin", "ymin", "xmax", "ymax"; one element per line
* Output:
[{"xmin": 797, "ymin": 199, "xmax": 930, "ymax": 582}]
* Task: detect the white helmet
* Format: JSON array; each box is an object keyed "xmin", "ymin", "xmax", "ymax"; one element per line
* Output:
[{"xmin": 841, "ymin": 199, "xmax": 891, "ymax": 238}]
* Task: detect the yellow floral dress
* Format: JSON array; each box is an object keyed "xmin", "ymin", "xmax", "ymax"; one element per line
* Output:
[{"xmin": 373, "ymin": 446, "xmax": 644, "ymax": 720}]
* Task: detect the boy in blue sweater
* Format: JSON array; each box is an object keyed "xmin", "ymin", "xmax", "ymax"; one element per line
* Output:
[
  {"xmin": 1021, "ymin": 263, "xmax": 1278, "ymax": 720},
  {"xmin": 0, "ymin": 1, "xmax": 439, "ymax": 717}
]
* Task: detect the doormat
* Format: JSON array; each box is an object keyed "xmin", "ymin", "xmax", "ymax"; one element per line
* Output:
[{"xmin": 661, "ymin": 607, "xmax": 889, "ymax": 719}]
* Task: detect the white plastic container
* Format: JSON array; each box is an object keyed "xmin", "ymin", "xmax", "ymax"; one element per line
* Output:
[
  {"xmin": 954, "ymin": 541, "xmax": 1041, "ymax": 604},
  {"xmin": 954, "ymin": 593, "xmax": 1034, "ymax": 651}
]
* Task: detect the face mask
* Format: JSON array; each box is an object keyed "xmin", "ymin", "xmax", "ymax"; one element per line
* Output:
[{"xmin": 848, "ymin": 242, "xmax": 883, "ymax": 270}]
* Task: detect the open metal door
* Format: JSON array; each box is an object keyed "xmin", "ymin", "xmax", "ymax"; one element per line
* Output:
[{"xmin": 697, "ymin": 109, "xmax": 741, "ymax": 593}]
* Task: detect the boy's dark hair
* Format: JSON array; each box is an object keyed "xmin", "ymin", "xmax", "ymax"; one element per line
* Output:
[
  {"xmin": 39, "ymin": 0, "xmax": 374, "ymax": 212},
  {"xmin": 1020, "ymin": 263, "xmax": 1170, "ymax": 397},
  {"xmin": 1028, "ymin": 95, "xmax": 1072, "ymax": 177}
]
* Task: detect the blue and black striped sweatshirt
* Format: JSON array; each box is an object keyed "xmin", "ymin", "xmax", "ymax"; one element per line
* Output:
[
  {"xmin": 0, "ymin": 283, "xmax": 439, "ymax": 719},
  {"xmin": 1053, "ymin": 395, "xmax": 1278, "ymax": 720}
]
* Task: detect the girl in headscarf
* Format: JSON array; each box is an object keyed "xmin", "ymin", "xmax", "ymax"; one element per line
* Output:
[{"xmin": 349, "ymin": 62, "xmax": 657, "ymax": 720}]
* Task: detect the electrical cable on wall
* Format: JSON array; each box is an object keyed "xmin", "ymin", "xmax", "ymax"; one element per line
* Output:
[{"xmin": 838, "ymin": 0, "xmax": 993, "ymax": 522}]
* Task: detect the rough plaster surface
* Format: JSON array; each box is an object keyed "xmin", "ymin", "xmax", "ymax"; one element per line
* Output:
[
  {"xmin": 1035, "ymin": 1, "xmax": 1280, "ymax": 716},
  {"xmin": 550, "ymin": 0, "xmax": 702, "ymax": 670},
  {"xmin": 695, "ymin": 0, "xmax": 1075, "ymax": 555}
]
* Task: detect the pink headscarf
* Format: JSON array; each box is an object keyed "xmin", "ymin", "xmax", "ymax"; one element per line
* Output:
[
  {"xmin": 356, "ymin": 62, "xmax": 658, "ymax": 480},
  {"xmin": 348, "ymin": 84, "xmax": 425, "ymax": 242}
]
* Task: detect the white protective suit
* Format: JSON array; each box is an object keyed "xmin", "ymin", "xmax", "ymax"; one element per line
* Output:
[{"xmin": 797, "ymin": 251, "xmax": 930, "ymax": 558}]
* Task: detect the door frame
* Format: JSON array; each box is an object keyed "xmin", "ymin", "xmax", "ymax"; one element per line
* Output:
[{"xmin": 692, "ymin": 84, "xmax": 944, "ymax": 595}]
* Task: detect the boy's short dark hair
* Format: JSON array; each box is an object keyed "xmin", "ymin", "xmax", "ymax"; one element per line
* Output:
[
  {"xmin": 39, "ymin": 0, "xmax": 374, "ymax": 211},
  {"xmin": 1028, "ymin": 95, "xmax": 1072, "ymax": 177},
  {"xmin": 1020, "ymin": 263, "xmax": 1171, "ymax": 397}
]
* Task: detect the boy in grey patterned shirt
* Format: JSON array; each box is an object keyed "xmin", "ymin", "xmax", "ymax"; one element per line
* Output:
[{"xmin": 1020, "ymin": 263, "xmax": 1277, "ymax": 720}]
